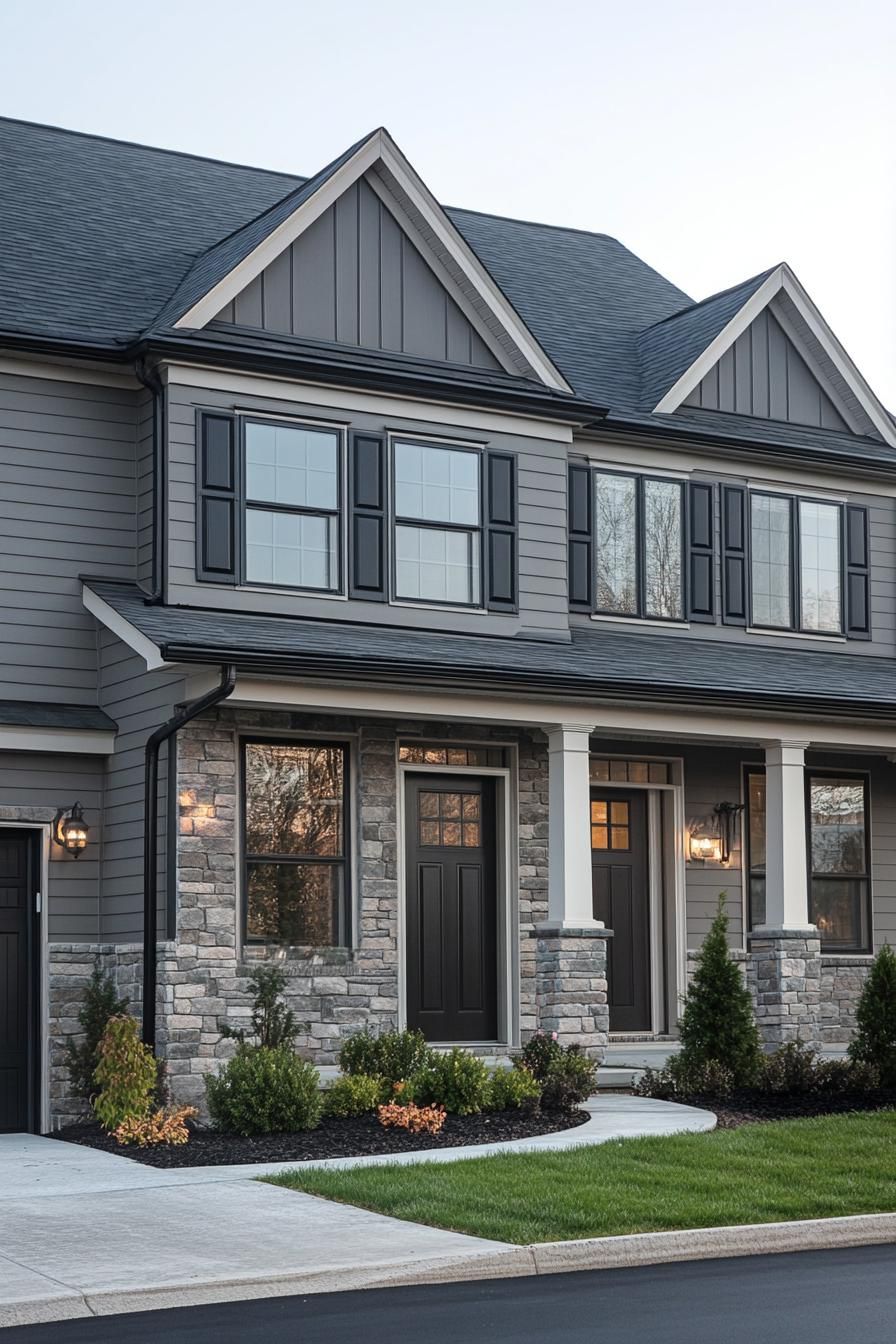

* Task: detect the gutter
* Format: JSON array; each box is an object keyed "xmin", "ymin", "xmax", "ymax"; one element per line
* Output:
[{"xmin": 142, "ymin": 664, "xmax": 236, "ymax": 1049}]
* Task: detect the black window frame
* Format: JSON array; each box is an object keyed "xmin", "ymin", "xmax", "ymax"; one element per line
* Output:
[
  {"xmin": 748, "ymin": 490, "xmax": 847, "ymax": 637},
  {"xmin": 390, "ymin": 436, "xmax": 484, "ymax": 610},
  {"xmin": 592, "ymin": 468, "xmax": 687, "ymax": 623},
  {"xmin": 241, "ymin": 737, "xmax": 352, "ymax": 948},
  {"xmin": 241, "ymin": 416, "xmax": 345, "ymax": 597}
]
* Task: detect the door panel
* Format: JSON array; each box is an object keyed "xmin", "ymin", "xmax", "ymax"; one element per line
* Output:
[
  {"xmin": 591, "ymin": 791, "xmax": 651, "ymax": 1032},
  {"xmin": 0, "ymin": 832, "xmax": 38, "ymax": 1133},
  {"xmin": 406, "ymin": 776, "xmax": 497, "ymax": 1042}
]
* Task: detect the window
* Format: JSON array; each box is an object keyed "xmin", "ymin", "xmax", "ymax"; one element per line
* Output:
[
  {"xmin": 743, "ymin": 766, "xmax": 871, "ymax": 951},
  {"xmin": 591, "ymin": 799, "xmax": 631, "ymax": 850},
  {"xmin": 749, "ymin": 493, "xmax": 843, "ymax": 634},
  {"xmin": 243, "ymin": 741, "xmax": 349, "ymax": 945},
  {"xmin": 807, "ymin": 774, "xmax": 870, "ymax": 951},
  {"xmin": 244, "ymin": 420, "xmax": 341, "ymax": 591},
  {"xmin": 393, "ymin": 440, "xmax": 481, "ymax": 605},
  {"xmin": 589, "ymin": 757, "xmax": 669, "ymax": 785},
  {"xmin": 594, "ymin": 472, "xmax": 684, "ymax": 620},
  {"xmin": 398, "ymin": 742, "xmax": 507, "ymax": 767}
]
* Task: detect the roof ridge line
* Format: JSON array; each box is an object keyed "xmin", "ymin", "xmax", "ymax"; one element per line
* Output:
[{"xmin": 640, "ymin": 265, "xmax": 780, "ymax": 334}]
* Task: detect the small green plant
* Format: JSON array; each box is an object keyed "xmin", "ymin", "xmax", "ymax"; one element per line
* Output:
[
  {"xmin": 849, "ymin": 945, "xmax": 896, "ymax": 1087},
  {"xmin": 635, "ymin": 1056, "xmax": 735, "ymax": 1102},
  {"xmin": 677, "ymin": 895, "xmax": 761, "ymax": 1085},
  {"xmin": 221, "ymin": 965, "xmax": 298, "ymax": 1049},
  {"xmin": 92, "ymin": 1015, "xmax": 157, "ymax": 1131},
  {"xmin": 412, "ymin": 1048, "xmax": 491, "ymax": 1115},
  {"xmin": 756, "ymin": 1042, "xmax": 822, "ymax": 1095},
  {"xmin": 205, "ymin": 1045, "xmax": 322, "ymax": 1135},
  {"xmin": 323, "ymin": 1073, "xmax": 385, "ymax": 1118},
  {"xmin": 517, "ymin": 1031, "xmax": 564, "ymax": 1083},
  {"xmin": 338, "ymin": 1028, "xmax": 434, "ymax": 1084},
  {"xmin": 539, "ymin": 1048, "xmax": 598, "ymax": 1110},
  {"xmin": 64, "ymin": 967, "xmax": 130, "ymax": 1103},
  {"xmin": 488, "ymin": 1066, "xmax": 541, "ymax": 1112}
]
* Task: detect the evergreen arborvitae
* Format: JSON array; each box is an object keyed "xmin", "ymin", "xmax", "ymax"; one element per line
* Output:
[
  {"xmin": 221, "ymin": 965, "xmax": 297, "ymax": 1050},
  {"xmin": 63, "ymin": 967, "xmax": 130, "ymax": 1101},
  {"xmin": 849, "ymin": 944, "xmax": 896, "ymax": 1086},
  {"xmin": 678, "ymin": 894, "xmax": 761, "ymax": 1084}
]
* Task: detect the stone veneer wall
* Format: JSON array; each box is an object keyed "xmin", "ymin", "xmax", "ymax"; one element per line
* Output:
[
  {"xmin": 819, "ymin": 956, "xmax": 874, "ymax": 1044},
  {"xmin": 747, "ymin": 930, "xmax": 822, "ymax": 1048},
  {"xmin": 534, "ymin": 927, "xmax": 609, "ymax": 1054}
]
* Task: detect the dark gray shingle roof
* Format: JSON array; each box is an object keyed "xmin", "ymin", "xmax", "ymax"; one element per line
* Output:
[
  {"xmin": 0, "ymin": 700, "xmax": 117, "ymax": 731},
  {"xmin": 86, "ymin": 581, "xmax": 896, "ymax": 721}
]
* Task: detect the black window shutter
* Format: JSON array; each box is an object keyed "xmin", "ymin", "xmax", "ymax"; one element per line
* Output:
[
  {"xmin": 845, "ymin": 504, "xmax": 871, "ymax": 639},
  {"xmin": 349, "ymin": 431, "xmax": 387, "ymax": 601},
  {"xmin": 568, "ymin": 463, "xmax": 594, "ymax": 611},
  {"xmin": 485, "ymin": 450, "xmax": 518, "ymax": 612},
  {"xmin": 197, "ymin": 411, "xmax": 238, "ymax": 583},
  {"xmin": 721, "ymin": 484, "xmax": 748, "ymax": 625},
  {"xmin": 687, "ymin": 481, "xmax": 715, "ymax": 623}
]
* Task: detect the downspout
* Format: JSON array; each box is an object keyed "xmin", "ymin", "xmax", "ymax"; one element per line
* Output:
[
  {"xmin": 142, "ymin": 664, "xmax": 237, "ymax": 1048},
  {"xmin": 133, "ymin": 358, "xmax": 167, "ymax": 604}
]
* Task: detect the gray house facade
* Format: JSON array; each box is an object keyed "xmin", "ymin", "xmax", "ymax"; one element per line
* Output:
[{"xmin": 1, "ymin": 118, "xmax": 895, "ymax": 1131}]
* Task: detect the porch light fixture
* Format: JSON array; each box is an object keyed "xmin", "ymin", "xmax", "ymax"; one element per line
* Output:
[
  {"xmin": 689, "ymin": 832, "xmax": 722, "ymax": 863},
  {"xmin": 53, "ymin": 801, "xmax": 89, "ymax": 857},
  {"xmin": 713, "ymin": 801, "xmax": 745, "ymax": 865}
]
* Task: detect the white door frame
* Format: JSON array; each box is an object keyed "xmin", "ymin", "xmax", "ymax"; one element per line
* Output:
[{"xmin": 0, "ymin": 820, "xmax": 51, "ymax": 1132}]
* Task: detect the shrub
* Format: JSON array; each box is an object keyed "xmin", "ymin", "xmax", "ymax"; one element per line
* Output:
[
  {"xmin": 815, "ymin": 1057, "xmax": 880, "ymax": 1095},
  {"xmin": 64, "ymin": 967, "xmax": 129, "ymax": 1103},
  {"xmin": 323, "ymin": 1073, "xmax": 385, "ymax": 1118},
  {"xmin": 114, "ymin": 1105, "xmax": 198, "ymax": 1147},
  {"xmin": 635, "ymin": 1056, "xmax": 735, "ymax": 1102},
  {"xmin": 92, "ymin": 1015, "xmax": 157, "ymax": 1131},
  {"xmin": 205, "ymin": 1045, "xmax": 322, "ymax": 1136},
  {"xmin": 411, "ymin": 1048, "xmax": 491, "ymax": 1115},
  {"xmin": 517, "ymin": 1031, "xmax": 564, "ymax": 1083},
  {"xmin": 757, "ymin": 1042, "xmax": 822, "ymax": 1095},
  {"xmin": 539, "ymin": 1048, "xmax": 598, "ymax": 1110},
  {"xmin": 377, "ymin": 1101, "xmax": 446, "ymax": 1135},
  {"xmin": 487, "ymin": 1066, "xmax": 541, "ymax": 1112},
  {"xmin": 338, "ymin": 1028, "xmax": 433, "ymax": 1085},
  {"xmin": 221, "ymin": 965, "xmax": 298, "ymax": 1050},
  {"xmin": 849, "ymin": 945, "xmax": 896, "ymax": 1087},
  {"xmin": 677, "ymin": 895, "xmax": 761, "ymax": 1085}
]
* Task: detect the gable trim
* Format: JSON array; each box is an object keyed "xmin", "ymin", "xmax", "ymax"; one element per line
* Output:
[
  {"xmin": 82, "ymin": 583, "xmax": 170, "ymax": 672},
  {"xmin": 173, "ymin": 130, "xmax": 571, "ymax": 394},
  {"xmin": 653, "ymin": 264, "xmax": 896, "ymax": 448}
]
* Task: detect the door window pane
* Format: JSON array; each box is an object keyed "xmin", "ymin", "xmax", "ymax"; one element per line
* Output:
[
  {"xmin": 751, "ymin": 495, "xmax": 792, "ymax": 627},
  {"xmin": 245, "ymin": 508, "xmax": 337, "ymax": 590},
  {"xmin": 595, "ymin": 473, "xmax": 637, "ymax": 613},
  {"xmin": 644, "ymin": 479, "xmax": 683, "ymax": 619},
  {"xmin": 395, "ymin": 524, "xmax": 480, "ymax": 604},
  {"xmin": 394, "ymin": 442, "xmax": 480, "ymax": 524},
  {"xmin": 245, "ymin": 422, "xmax": 339, "ymax": 509},
  {"xmin": 800, "ymin": 501, "xmax": 842, "ymax": 633}
]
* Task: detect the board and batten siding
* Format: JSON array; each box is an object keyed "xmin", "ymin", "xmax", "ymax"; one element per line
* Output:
[
  {"xmin": 212, "ymin": 175, "xmax": 501, "ymax": 372},
  {"xmin": 0, "ymin": 370, "xmax": 140, "ymax": 700},
  {"xmin": 98, "ymin": 630, "xmax": 185, "ymax": 943},
  {"xmin": 165, "ymin": 378, "xmax": 571, "ymax": 639}
]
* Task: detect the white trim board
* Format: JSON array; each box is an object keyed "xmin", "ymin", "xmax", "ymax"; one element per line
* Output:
[
  {"xmin": 82, "ymin": 583, "xmax": 171, "ymax": 673},
  {"xmin": 0, "ymin": 725, "xmax": 116, "ymax": 755},
  {"xmin": 652, "ymin": 263, "xmax": 896, "ymax": 449},
  {"xmin": 172, "ymin": 129, "xmax": 570, "ymax": 394}
]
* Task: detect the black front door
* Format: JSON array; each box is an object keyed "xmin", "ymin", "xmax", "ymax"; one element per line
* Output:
[
  {"xmin": 590, "ymin": 791, "xmax": 651, "ymax": 1033},
  {"xmin": 405, "ymin": 775, "xmax": 498, "ymax": 1042},
  {"xmin": 0, "ymin": 831, "xmax": 39, "ymax": 1132}
]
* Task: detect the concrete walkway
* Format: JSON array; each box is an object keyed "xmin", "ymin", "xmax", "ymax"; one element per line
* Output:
[{"xmin": 0, "ymin": 1096, "xmax": 714, "ymax": 1327}]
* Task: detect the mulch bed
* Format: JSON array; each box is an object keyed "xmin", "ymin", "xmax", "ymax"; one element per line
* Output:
[
  {"xmin": 692, "ymin": 1090, "xmax": 896, "ymax": 1130},
  {"xmin": 49, "ymin": 1107, "xmax": 588, "ymax": 1168}
]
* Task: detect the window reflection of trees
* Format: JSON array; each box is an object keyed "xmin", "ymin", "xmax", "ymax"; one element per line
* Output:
[{"xmin": 644, "ymin": 481, "xmax": 682, "ymax": 619}]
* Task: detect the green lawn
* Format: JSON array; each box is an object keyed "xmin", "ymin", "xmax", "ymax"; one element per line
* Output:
[{"xmin": 263, "ymin": 1111, "xmax": 896, "ymax": 1244}]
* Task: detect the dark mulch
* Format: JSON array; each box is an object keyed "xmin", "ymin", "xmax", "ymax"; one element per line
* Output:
[
  {"xmin": 49, "ymin": 1107, "xmax": 588, "ymax": 1168},
  {"xmin": 693, "ymin": 1090, "xmax": 896, "ymax": 1130}
]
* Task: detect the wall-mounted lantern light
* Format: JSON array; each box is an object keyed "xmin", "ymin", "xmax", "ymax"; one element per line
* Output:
[
  {"xmin": 689, "ymin": 831, "xmax": 723, "ymax": 863},
  {"xmin": 689, "ymin": 802, "xmax": 745, "ymax": 865},
  {"xmin": 713, "ymin": 801, "xmax": 744, "ymax": 865},
  {"xmin": 53, "ymin": 801, "xmax": 89, "ymax": 857}
]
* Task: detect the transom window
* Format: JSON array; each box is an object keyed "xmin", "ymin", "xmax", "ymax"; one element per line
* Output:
[
  {"xmin": 591, "ymin": 799, "xmax": 631, "ymax": 850},
  {"xmin": 399, "ymin": 743, "xmax": 507, "ymax": 767},
  {"xmin": 244, "ymin": 420, "xmax": 341, "ymax": 592},
  {"xmin": 589, "ymin": 757, "xmax": 670, "ymax": 785},
  {"xmin": 393, "ymin": 440, "xmax": 482, "ymax": 606},
  {"xmin": 243, "ymin": 741, "xmax": 349, "ymax": 945},
  {"xmin": 594, "ymin": 472, "xmax": 684, "ymax": 621},
  {"xmin": 749, "ymin": 493, "xmax": 842, "ymax": 634}
]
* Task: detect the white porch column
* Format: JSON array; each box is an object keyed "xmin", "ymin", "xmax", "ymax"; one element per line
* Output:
[
  {"xmin": 761, "ymin": 740, "xmax": 813, "ymax": 931},
  {"xmin": 545, "ymin": 723, "xmax": 601, "ymax": 928}
]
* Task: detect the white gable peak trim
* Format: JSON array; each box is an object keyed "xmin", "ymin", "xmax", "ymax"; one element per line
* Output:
[
  {"xmin": 653, "ymin": 263, "xmax": 896, "ymax": 448},
  {"xmin": 173, "ymin": 130, "xmax": 571, "ymax": 394}
]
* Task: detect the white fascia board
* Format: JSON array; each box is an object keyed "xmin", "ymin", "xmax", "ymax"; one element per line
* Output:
[
  {"xmin": 0, "ymin": 353, "xmax": 140, "ymax": 389},
  {"xmin": 0, "ymin": 725, "xmax": 116, "ymax": 755},
  {"xmin": 653, "ymin": 267, "xmax": 785, "ymax": 415},
  {"xmin": 82, "ymin": 584, "xmax": 170, "ymax": 672}
]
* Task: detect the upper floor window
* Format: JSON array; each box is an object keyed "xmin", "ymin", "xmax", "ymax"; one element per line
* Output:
[
  {"xmin": 749, "ymin": 493, "xmax": 842, "ymax": 634},
  {"xmin": 393, "ymin": 440, "xmax": 482, "ymax": 607},
  {"xmin": 594, "ymin": 471, "xmax": 684, "ymax": 621}
]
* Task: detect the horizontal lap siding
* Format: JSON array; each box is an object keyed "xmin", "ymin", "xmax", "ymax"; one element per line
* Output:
[
  {"xmin": 681, "ymin": 745, "xmax": 747, "ymax": 949},
  {"xmin": 166, "ymin": 380, "xmax": 571, "ymax": 638},
  {"xmin": 98, "ymin": 630, "xmax": 185, "ymax": 943},
  {"xmin": 0, "ymin": 372, "xmax": 139, "ymax": 700}
]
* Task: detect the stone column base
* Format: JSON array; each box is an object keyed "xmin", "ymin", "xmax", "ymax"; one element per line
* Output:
[
  {"xmin": 747, "ymin": 927, "xmax": 822, "ymax": 1049},
  {"xmin": 533, "ymin": 924, "xmax": 611, "ymax": 1059}
]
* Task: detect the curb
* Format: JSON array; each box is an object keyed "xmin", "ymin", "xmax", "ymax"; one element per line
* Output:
[{"xmin": 4, "ymin": 1211, "xmax": 896, "ymax": 1327}]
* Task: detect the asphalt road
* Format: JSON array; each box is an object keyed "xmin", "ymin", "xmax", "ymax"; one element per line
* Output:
[{"xmin": 9, "ymin": 1246, "xmax": 896, "ymax": 1343}]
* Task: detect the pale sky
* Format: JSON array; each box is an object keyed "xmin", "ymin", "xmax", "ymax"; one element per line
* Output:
[{"xmin": 5, "ymin": 0, "xmax": 895, "ymax": 406}]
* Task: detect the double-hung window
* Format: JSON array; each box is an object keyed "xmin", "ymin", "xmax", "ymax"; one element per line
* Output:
[
  {"xmin": 594, "ymin": 471, "xmax": 684, "ymax": 620},
  {"xmin": 243, "ymin": 740, "xmax": 349, "ymax": 946},
  {"xmin": 749, "ymin": 493, "xmax": 842, "ymax": 634},
  {"xmin": 393, "ymin": 439, "xmax": 482, "ymax": 606}
]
